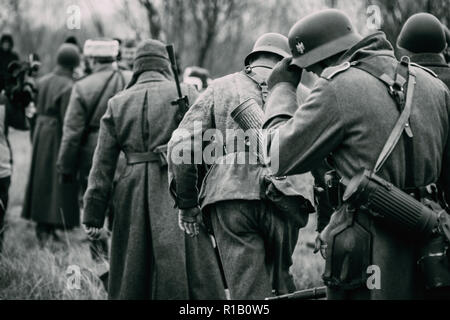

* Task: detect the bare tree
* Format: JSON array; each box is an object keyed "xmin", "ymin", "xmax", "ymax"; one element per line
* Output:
[
  {"xmin": 87, "ymin": 0, "xmax": 105, "ymax": 37},
  {"xmin": 139, "ymin": 0, "xmax": 163, "ymax": 39},
  {"xmin": 189, "ymin": 0, "xmax": 240, "ymax": 67}
]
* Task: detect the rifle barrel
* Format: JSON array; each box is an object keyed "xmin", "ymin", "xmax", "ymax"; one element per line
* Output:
[
  {"xmin": 265, "ymin": 286, "xmax": 327, "ymax": 300},
  {"xmin": 166, "ymin": 44, "xmax": 183, "ymax": 99}
]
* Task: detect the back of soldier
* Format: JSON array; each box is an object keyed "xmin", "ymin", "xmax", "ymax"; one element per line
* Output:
[
  {"xmin": 396, "ymin": 13, "xmax": 450, "ymax": 90},
  {"xmin": 110, "ymin": 78, "xmax": 197, "ymax": 151},
  {"xmin": 323, "ymin": 58, "xmax": 449, "ymax": 188}
]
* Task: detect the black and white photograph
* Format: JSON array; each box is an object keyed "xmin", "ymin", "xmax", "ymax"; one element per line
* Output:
[{"xmin": 0, "ymin": 0, "xmax": 449, "ymax": 309}]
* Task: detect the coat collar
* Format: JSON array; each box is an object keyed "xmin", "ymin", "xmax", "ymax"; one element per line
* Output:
[
  {"xmin": 92, "ymin": 62, "xmax": 117, "ymax": 73},
  {"xmin": 135, "ymin": 71, "xmax": 170, "ymax": 85},
  {"xmin": 338, "ymin": 32, "xmax": 396, "ymax": 64},
  {"xmin": 409, "ymin": 53, "xmax": 448, "ymax": 68},
  {"xmin": 53, "ymin": 66, "xmax": 73, "ymax": 78}
]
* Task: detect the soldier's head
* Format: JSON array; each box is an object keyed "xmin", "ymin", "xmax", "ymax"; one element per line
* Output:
[
  {"xmin": 397, "ymin": 13, "xmax": 446, "ymax": 56},
  {"xmin": 288, "ymin": 9, "xmax": 362, "ymax": 75},
  {"xmin": 127, "ymin": 39, "xmax": 172, "ymax": 88},
  {"xmin": 57, "ymin": 43, "xmax": 81, "ymax": 71},
  {"xmin": 245, "ymin": 33, "xmax": 290, "ymax": 67},
  {"xmin": 1, "ymin": 34, "xmax": 14, "ymax": 52},
  {"xmin": 83, "ymin": 39, "xmax": 120, "ymax": 67},
  {"xmin": 122, "ymin": 39, "xmax": 137, "ymax": 69}
]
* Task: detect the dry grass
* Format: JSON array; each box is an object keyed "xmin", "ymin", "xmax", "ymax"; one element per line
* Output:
[{"xmin": 0, "ymin": 129, "xmax": 324, "ymax": 300}]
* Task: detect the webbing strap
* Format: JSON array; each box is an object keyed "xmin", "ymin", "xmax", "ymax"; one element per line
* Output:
[
  {"xmin": 243, "ymin": 67, "xmax": 270, "ymax": 104},
  {"xmin": 374, "ymin": 59, "xmax": 416, "ymax": 173},
  {"xmin": 352, "ymin": 56, "xmax": 416, "ymax": 173}
]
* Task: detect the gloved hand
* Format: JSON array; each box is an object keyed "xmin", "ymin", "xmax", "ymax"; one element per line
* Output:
[
  {"xmin": 178, "ymin": 206, "xmax": 201, "ymax": 237},
  {"xmin": 267, "ymin": 57, "xmax": 303, "ymax": 91},
  {"xmin": 83, "ymin": 224, "xmax": 103, "ymax": 240}
]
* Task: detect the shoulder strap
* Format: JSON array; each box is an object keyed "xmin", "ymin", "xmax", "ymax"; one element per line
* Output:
[
  {"xmin": 243, "ymin": 66, "xmax": 269, "ymax": 104},
  {"xmin": 321, "ymin": 62, "xmax": 351, "ymax": 80},
  {"xmin": 85, "ymin": 70, "xmax": 118, "ymax": 128},
  {"xmin": 373, "ymin": 57, "xmax": 417, "ymax": 173}
]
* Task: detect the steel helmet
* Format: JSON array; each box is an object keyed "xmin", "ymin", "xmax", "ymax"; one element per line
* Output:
[
  {"xmin": 397, "ymin": 13, "xmax": 446, "ymax": 54},
  {"xmin": 245, "ymin": 33, "xmax": 290, "ymax": 66},
  {"xmin": 57, "ymin": 43, "xmax": 80, "ymax": 69},
  {"xmin": 288, "ymin": 9, "xmax": 362, "ymax": 68}
]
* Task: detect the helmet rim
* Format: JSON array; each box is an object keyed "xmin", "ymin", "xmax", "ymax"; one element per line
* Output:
[
  {"xmin": 290, "ymin": 32, "xmax": 361, "ymax": 68},
  {"xmin": 245, "ymin": 45, "xmax": 291, "ymax": 66}
]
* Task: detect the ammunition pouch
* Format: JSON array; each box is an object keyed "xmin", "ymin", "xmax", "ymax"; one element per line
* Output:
[
  {"xmin": 321, "ymin": 204, "xmax": 373, "ymax": 290},
  {"xmin": 343, "ymin": 169, "xmax": 450, "ymax": 290},
  {"xmin": 261, "ymin": 175, "xmax": 315, "ymax": 228}
]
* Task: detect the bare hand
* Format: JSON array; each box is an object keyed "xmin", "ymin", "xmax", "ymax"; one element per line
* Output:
[
  {"xmin": 313, "ymin": 233, "xmax": 327, "ymax": 259},
  {"xmin": 178, "ymin": 207, "xmax": 201, "ymax": 237}
]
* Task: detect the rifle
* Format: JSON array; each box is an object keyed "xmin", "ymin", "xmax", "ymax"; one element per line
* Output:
[
  {"xmin": 265, "ymin": 286, "xmax": 327, "ymax": 300},
  {"xmin": 166, "ymin": 44, "xmax": 190, "ymax": 122}
]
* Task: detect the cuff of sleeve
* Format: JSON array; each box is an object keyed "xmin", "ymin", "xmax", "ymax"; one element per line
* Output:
[
  {"xmin": 264, "ymin": 82, "xmax": 298, "ymax": 124},
  {"xmin": 82, "ymin": 197, "xmax": 107, "ymax": 228},
  {"xmin": 176, "ymin": 198, "xmax": 199, "ymax": 210}
]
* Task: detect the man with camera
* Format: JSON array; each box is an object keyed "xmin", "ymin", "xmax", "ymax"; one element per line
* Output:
[
  {"xmin": 263, "ymin": 9, "xmax": 450, "ymax": 299},
  {"xmin": 0, "ymin": 37, "xmax": 31, "ymax": 253}
]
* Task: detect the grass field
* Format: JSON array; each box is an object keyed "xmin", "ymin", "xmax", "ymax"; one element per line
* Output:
[{"xmin": 0, "ymin": 129, "xmax": 324, "ymax": 300}]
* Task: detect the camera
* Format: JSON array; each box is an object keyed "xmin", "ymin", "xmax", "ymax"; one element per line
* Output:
[{"xmin": 4, "ymin": 54, "xmax": 41, "ymax": 108}]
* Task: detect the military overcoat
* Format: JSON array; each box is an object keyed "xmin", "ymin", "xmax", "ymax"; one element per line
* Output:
[
  {"xmin": 83, "ymin": 71, "xmax": 224, "ymax": 300},
  {"xmin": 263, "ymin": 33, "xmax": 450, "ymax": 299},
  {"xmin": 57, "ymin": 64, "xmax": 132, "ymax": 192},
  {"xmin": 22, "ymin": 67, "xmax": 79, "ymax": 228}
]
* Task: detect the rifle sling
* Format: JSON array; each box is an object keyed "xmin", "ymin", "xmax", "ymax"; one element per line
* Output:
[{"xmin": 352, "ymin": 57, "xmax": 417, "ymax": 174}]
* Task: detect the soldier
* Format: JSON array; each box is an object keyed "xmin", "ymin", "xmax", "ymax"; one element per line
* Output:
[
  {"xmin": 263, "ymin": 9, "xmax": 450, "ymax": 299},
  {"xmin": 119, "ymin": 39, "xmax": 137, "ymax": 71},
  {"xmin": 82, "ymin": 39, "xmax": 224, "ymax": 299},
  {"xmin": 397, "ymin": 13, "xmax": 450, "ymax": 89},
  {"xmin": 0, "ymin": 69, "xmax": 29, "ymax": 254},
  {"xmin": 57, "ymin": 39, "xmax": 132, "ymax": 260},
  {"xmin": 168, "ymin": 33, "xmax": 314, "ymax": 300},
  {"xmin": 22, "ymin": 43, "xmax": 81, "ymax": 243}
]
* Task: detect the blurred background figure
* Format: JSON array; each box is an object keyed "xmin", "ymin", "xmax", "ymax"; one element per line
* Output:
[
  {"xmin": 397, "ymin": 13, "xmax": 450, "ymax": 89},
  {"xmin": 22, "ymin": 43, "xmax": 81, "ymax": 246},
  {"xmin": 57, "ymin": 38, "xmax": 132, "ymax": 262},
  {"xmin": 0, "ymin": 76, "xmax": 29, "ymax": 254},
  {"xmin": 183, "ymin": 66, "xmax": 211, "ymax": 91},
  {"xmin": 119, "ymin": 39, "xmax": 137, "ymax": 71},
  {"xmin": 0, "ymin": 34, "xmax": 20, "ymax": 93}
]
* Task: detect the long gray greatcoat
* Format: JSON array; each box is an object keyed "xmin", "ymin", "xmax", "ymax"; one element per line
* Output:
[
  {"xmin": 57, "ymin": 63, "xmax": 132, "ymax": 194},
  {"xmin": 263, "ymin": 32, "xmax": 450, "ymax": 299},
  {"xmin": 83, "ymin": 71, "xmax": 224, "ymax": 300},
  {"xmin": 22, "ymin": 66, "xmax": 80, "ymax": 228},
  {"xmin": 410, "ymin": 53, "xmax": 450, "ymax": 89}
]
